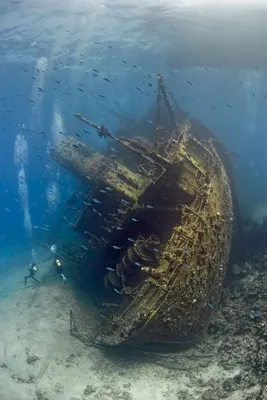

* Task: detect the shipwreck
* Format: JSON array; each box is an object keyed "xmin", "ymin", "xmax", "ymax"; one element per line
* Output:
[{"xmin": 47, "ymin": 74, "xmax": 234, "ymax": 348}]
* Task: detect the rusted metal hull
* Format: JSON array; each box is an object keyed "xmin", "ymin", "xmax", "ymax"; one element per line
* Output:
[
  {"xmin": 93, "ymin": 140, "xmax": 233, "ymax": 346},
  {"xmin": 50, "ymin": 74, "xmax": 233, "ymax": 347}
]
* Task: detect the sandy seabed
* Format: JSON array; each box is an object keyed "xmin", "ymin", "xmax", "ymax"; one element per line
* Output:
[{"xmin": 0, "ymin": 250, "xmax": 266, "ymax": 400}]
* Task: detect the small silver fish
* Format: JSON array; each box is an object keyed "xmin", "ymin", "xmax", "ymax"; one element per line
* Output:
[
  {"xmin": 106, "ymin": 267, "xmax": 115, "ymax": 272},
  {"xmin": 153, "ymin": 248, "xmax": 160, "ymax": 252},
  {"xmin": 114, "ymin": 288, "xmax": 122, "ymax": 295},
  {"xmin": 81, "ymin": 245, "xmax": 89, "ymax": 251},
  {"xmin": 100, "ymin": 190, "xmax": 107, "ymax": 194},
  {"xmin": 117, "ymin": 208, "xmax": 127, "ymax": 214},
  {"xmin": 146, "ymin": 205, "xmax": 154, "ymax": 209},
  {"xmin": 128, "ymin": 238, "xmax": 135, "ymax": 243},
  {"xmin": 135, "ymin": 262, "xmax": 143, "ymax": 267},
  {"xmin": 132, "ymin": 218, "xmax": 138, "ymax": 222},
  {"xmin": 113, "ymin": 245, "xmax": 121, "ymax": 250},
  {"xmin": 207, "ymin": 303, "xmax": 215, "ymax": 309},
  {"xmin": 105, "ymin": 187, "xmax": 112, "ymax": 191},
  {"xmin": 92, "ymin": 198, "xmax": 102, "ymax": 204},
  {"xmin": 147, "ymin": 120, "xmax": 153, "ymax": 124},
  {"xmin": 116, "ymin": 226, "xmax": 123, "ymax": 230},
  {"xmin": 121, "ymin": 199, "xmax": 130, "ymax": 205}
]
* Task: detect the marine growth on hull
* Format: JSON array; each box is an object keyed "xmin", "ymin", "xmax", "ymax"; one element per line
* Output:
[{"xmin": 46, "ymin": 74, "xmax": 234, "ymax": 347}]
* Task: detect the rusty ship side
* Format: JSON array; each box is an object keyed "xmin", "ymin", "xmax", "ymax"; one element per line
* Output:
[{"xmin": 50, "ymin": 74, "xmax": 233, "ymax": 347}]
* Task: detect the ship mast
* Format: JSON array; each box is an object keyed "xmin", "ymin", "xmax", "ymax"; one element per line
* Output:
[
  {"xmin": 73, "ymin": 116, "xmax": 169, "ymax": 168},
  {"xmin": 73, "ymin": 73, "xmax": 187, "ymax": 168}
]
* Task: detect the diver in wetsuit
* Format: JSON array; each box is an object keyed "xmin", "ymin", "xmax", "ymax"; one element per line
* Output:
[
  {"xmin": 53, "ymin": 258, "xmax": 67, "ymax": 283},
  {"xmin": 24, "ymin": 263, "xmax": 39, "ymax": 285}
]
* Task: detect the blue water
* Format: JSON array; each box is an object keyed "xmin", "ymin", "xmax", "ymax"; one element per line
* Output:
[
  {"xmin": 1, "ymin": 2, "xmax": 267, "ymax": 399},
  {"xmin": 0, "ymin": 0, "xmax": 267, "ymax": 256}
]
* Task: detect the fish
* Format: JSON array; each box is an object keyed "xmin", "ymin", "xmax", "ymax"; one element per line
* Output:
[
  {"xmin": 153, "ymin": 248, "xmax": 160, "ymax": 253},
  {"xmin": 147, "ymin": 120, "xmax": 153, "ymax": 124},
  {"xmin": 106, "ymin": 267, "xmax": 115, "ymax": 272},
  {"xmin": 135, "ymin": 262, "xmax": 143, "ymax": 267},
  {"xmin": 136, "ymin": 87, "xmax": 142, "ymax": 93},
  {"xmin": 227, "ymin": 103, "xmax": 234, "ymax": 109},
  {"xmin": 187, "ymin": 81, "xmax": 193, "ymax": 87},
  {"xmin": 116, "ymin": 227, "xmax": 123, "ymax": 231},
  {"xmin": 100, "ymin": 190, "xmax": 107, "ymax": 194},
  {"xmin": 83, "ymin": 201, "xmax": 91, "ymax": 206},
  {"xmin": 131, "ymin": 218, "xmax": 138, "ymax": 222},
  {"xmin": 207, "ymin": 303, "xmax": 215, "ymax": 309},
  {"xmin": 114, "ymin": 288, "xmax": 122, "ymax": 295},
  {"xmin": 128, "ymin": 238, "xmax": 135, "ymax": 243},
  {"xmin": 121, "ymin": 199, "xmax": 130, "ymax": 205},
  {"xmin": 81, "ymin": 245, "xmax": 89, "ymax": 251},
  {"xmin": 146, "ymin": 205, "xmax": 154, "ymax": 209},
  {"xmin": 105, "ymin": 187, "xmax": 112, "ymax": 191},
  {"xmin": 77, "ymin": 88, "xmax": 84, "ymax": 92},
  {"xmin": 117, "ymin": 208, "xmax": 127, "ymax": 215},
  {"xmin": 112, "ymin": 245, "xmax": 121, "ymax": 250},
  {"xmin": 92, "ymin": 198, "xmax": 102, "ymax": 204},
  {"xmin": 103, "ymin": 78, "xmax": 112, "ymax": 83}
]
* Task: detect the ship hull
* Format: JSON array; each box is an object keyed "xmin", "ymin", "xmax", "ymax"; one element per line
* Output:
[{"xmin": 93, "ymin": 139, "xmax": 233, "ymax": 346}]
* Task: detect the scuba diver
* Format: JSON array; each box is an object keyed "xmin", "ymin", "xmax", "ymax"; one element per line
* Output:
[
  {"xmin": 53, "ymin": 257, "xmax": 67, "ymax": 283},
  {"xmin": 24, "ymin": 263, "xmax": 39, "ymax": 285}
]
